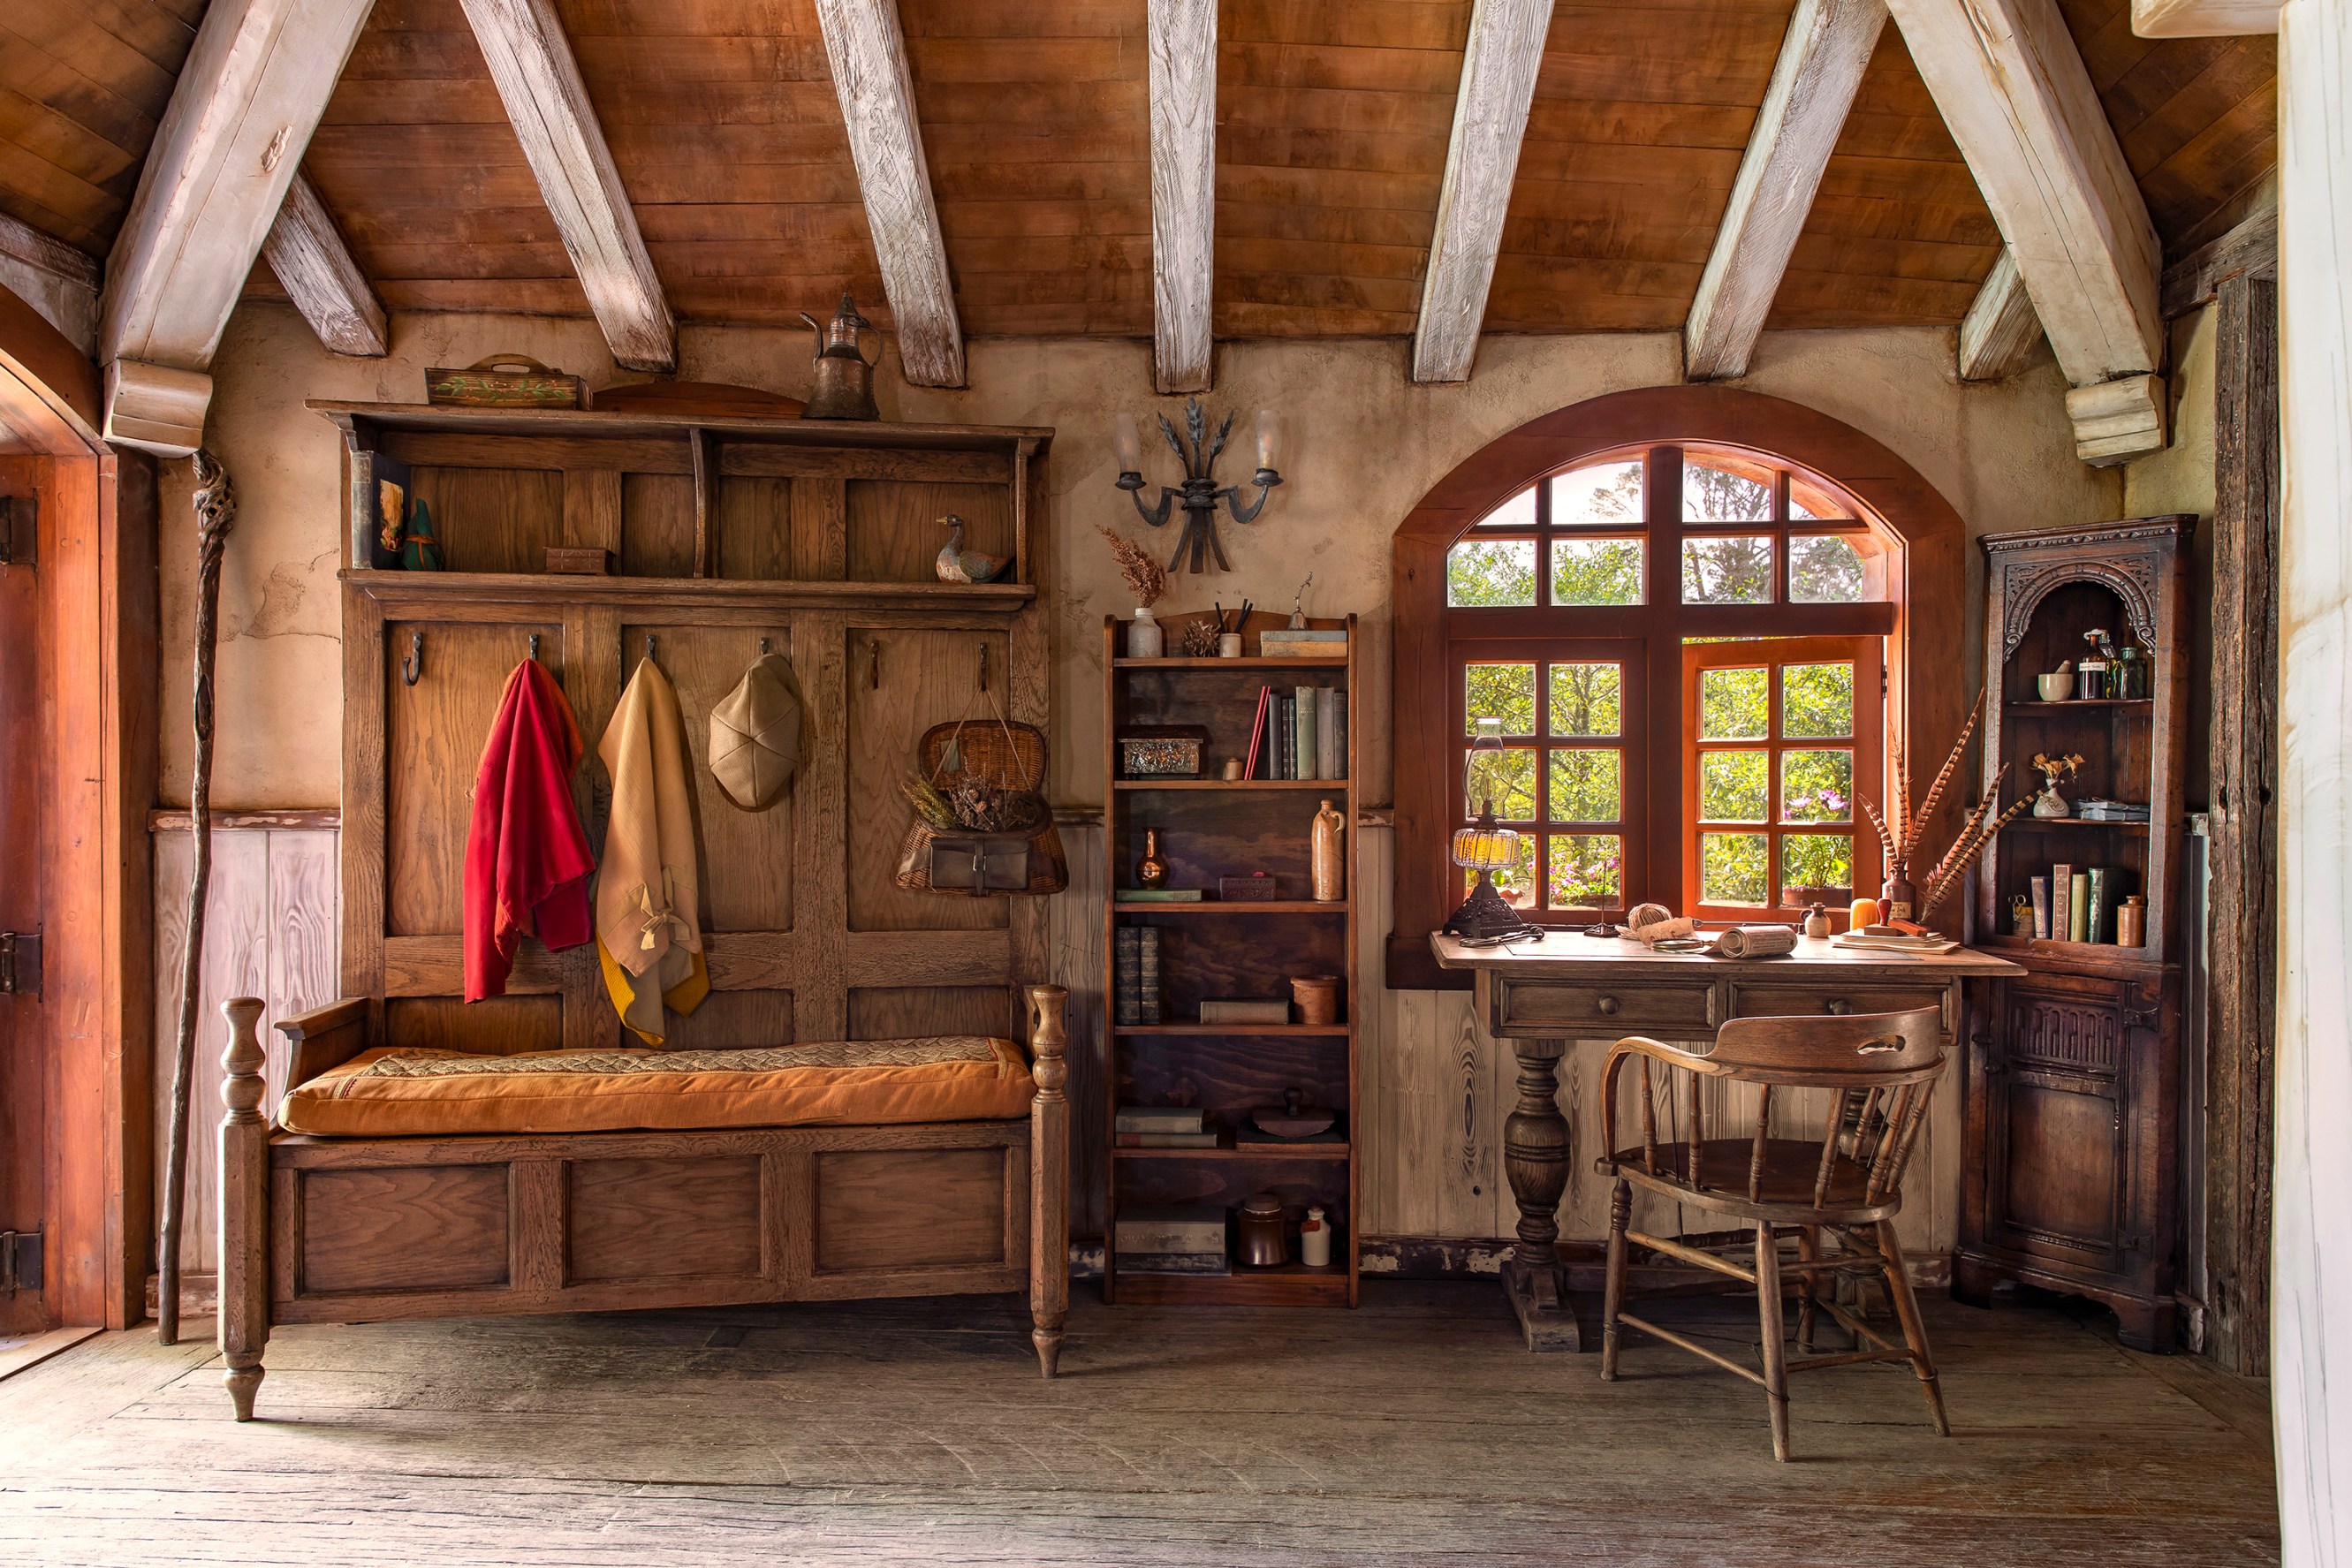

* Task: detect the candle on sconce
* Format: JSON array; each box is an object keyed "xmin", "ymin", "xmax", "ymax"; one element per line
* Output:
[
  {"xmin": 1113, "ymin": 412, "xmax": 1142, "ymax": 475},
  {"xmin": 1255, "ymin": 410, "xmax": 1282, "ymax": 474}
]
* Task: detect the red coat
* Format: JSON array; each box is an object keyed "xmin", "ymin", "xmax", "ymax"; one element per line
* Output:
[{"xmin": 465, "ymin": 660, "xmax": 595, "ymax": 1001}]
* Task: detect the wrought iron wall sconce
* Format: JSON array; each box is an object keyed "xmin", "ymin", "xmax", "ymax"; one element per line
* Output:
[{"xmin": 1112, "ymin": 399, "xmax": 1282, "ymax": 573}]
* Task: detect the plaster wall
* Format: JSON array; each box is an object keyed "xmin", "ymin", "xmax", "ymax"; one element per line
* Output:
[{"xmin": 163, "ymin": 304, "xmax": 2120, "ymax": 810}]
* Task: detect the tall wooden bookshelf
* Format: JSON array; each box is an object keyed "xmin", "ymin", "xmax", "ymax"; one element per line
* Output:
[{"xmin": 1101, "ymin": 610, "xmax": 1360, "ymax": 1307}]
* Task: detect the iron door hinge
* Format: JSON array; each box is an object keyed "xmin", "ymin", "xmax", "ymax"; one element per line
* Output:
[
  {"xmin": 0, "ymin": 496, "xmax": 34, "ymax": 568},
  {"xmin": 0, "ymin": 1230, "xmax": 41, "ymax": 1292},
  {"xmin": 0, "ymin": 931, "xmax": 42, "ymax": 996}
]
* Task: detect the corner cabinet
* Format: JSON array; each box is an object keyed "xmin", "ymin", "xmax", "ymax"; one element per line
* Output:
[{"xmin": 1960, "ymin": 517, "xmax": 2193, "ymax": 1351}]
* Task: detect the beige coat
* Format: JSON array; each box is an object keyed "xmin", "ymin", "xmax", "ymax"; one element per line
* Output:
[{"xmin": 596, "ymin": 659, "xmax": 705, "ymax": 1038}]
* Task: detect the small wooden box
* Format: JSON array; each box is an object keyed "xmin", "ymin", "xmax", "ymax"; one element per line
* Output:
[
  {"xmin": 427, "ymin": 356, "xmax": 586, "ymax": 409},
  {"xmin": 1119, "ymin": 726, "xmax": 1210, "ymax": 777},
  {"xmin": 1219, "ymin": 873, "xmax": 1281, "ymax": 901},
  {"xmin": 545, "ymin": 547, "xmax": 615, "ymax": 575}
]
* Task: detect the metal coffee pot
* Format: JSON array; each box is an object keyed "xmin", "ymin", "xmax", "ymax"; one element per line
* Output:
[{"xmin": 798, "ymin": 292, "xmax": 880, "ymax": 420}]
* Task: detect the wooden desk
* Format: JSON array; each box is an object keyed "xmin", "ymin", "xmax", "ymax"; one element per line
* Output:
[{"xmin": 1431, "ymin": 932, "xmax": 2024, "ymax": 1352}]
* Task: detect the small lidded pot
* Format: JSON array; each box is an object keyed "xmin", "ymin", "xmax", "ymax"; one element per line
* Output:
[{"xmin": 1236, "ymin": 1193, "xmax": 1287, "ymax": 1268}]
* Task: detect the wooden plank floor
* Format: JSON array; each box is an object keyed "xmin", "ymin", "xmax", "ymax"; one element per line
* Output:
[{"xmin": 0, "ymin": 1284, "xmax": 2278, "ymax": 1566}]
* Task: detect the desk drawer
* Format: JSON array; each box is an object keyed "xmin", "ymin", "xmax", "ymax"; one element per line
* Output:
[
  {"xmin": 1495, "ymin": 977, "xmax": 1717, "ymax": 1035},
  {"xmin": 1727, "ymin": 981, "xmax": 1953, "ymax": 1034}
]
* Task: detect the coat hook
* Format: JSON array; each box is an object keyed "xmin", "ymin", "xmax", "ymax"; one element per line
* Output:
[
  {"xmin": 402, "ymin": 630, "xmax": 423, "ymax": 686},
  {"xmin": 870, "ymin": 640, "xmax": 882, "ymax": 689},
  {"xmin": 527, "ymin": 633, "xmax": 541, "ymax": 662},
  {"xmin": 758, "ymin": 636, "xmax": 771, "ymax": 657},
  {"xmin": 644, "ymin": 633, "xmax": 656, "ymax": 665},
  {"xmin": 977, "ymin": 641, "xmax": 989, "ymax": 693}
]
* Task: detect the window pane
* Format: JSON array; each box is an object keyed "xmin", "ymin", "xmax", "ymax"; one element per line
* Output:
[
  {"xmin": 1781, "ymin": 749, "xmax": 1854, "ymax": 822},
  {"xmin": 1551, "ymin": 537, "xmax": 1645, "ymax": 604},
  {"xmin": 1788, "ymin": 473, "xmax": 1854, "ymax": 522},
  {"xmin": 1780, "ymin": 835, "xmax": 1855, "ymax": 904},
  {"xmin": 1549, "ymin": 834, "xmax": 1624, "ymax": 909},
  {"xmin": 1782, "ymin": 662, "xmax": 1854, "ymax": 738},
  {"xmin": 1700, "ymin": 666, "xmax": 1769, "ymax": 739},
  {"xmin": 1466, "ymin": 834, "xmax": 1537, "ymax": 909},
  {"xmin": 1464, "ymin": 663, "xmax": 1536, "ymax": 735},
  {"xmin": 1548, "ymin": 662, "xmax": 1621, "ymax": 737},
  {"xmin": 1682, "ymin": 534, "xmax": 1774, "ymax": 603},
  {"xmin": 1701, "ymin": 751, "xmax": 1768, "ymax": 822},
  {"xmin": 1447, "ymin": 539, "xmax": 1536, "ymax": 606},
  {"xmin": 1702, "ymin": 832, "xmax": 1770, "ymax": 905},
  {"xmin": 1549, "ymin": 748, "xmax": 1621, "ymax": 822},
  {"xmin": 1684, "ymin": 459, "xmax": 1774, "ymax": 523},
  {"xmin": 1550, "ymin": 461, "xmax": 1643, "ymax": 526},
  {"xmin": 1465, "ymin": 746, "xmax": 1537, "ymax": 821},
  {"xmin": 1790, "ymin": 534, "xmax": 1865, "ymax": 602},
  {"xmin": 1475, "ymin": 487, "xmax": 1536, "ymax": 529}
]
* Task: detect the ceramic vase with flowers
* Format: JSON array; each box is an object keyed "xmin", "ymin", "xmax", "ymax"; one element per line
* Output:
[
  {"xmin": 1097, "ymin": 524, "xmax": 1168, "ymax": 657},
  {"xmin": 2030, "ymin": 752, "xmax": 2085, "ymax": 819}
]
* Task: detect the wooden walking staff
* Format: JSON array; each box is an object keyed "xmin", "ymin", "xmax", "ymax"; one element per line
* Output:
[{"xmin": 158, "ymin": 451, "xmax": 236, "ymax": 1345}]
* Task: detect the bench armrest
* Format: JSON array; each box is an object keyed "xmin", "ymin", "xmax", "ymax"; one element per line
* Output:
[{"xmin": 275, "ymin": 997, "xmax": 375, "ymax": 1092}]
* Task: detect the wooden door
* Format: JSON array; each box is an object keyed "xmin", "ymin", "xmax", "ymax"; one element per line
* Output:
[{"xmin": 0, "ymin": 459, "xmax": 44, "ymax": 1333}]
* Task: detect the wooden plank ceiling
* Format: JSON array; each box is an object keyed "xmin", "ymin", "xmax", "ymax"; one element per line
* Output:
[{"xmin": 0, "ymin": 0, "xmax": 2279, "ymax": 344}]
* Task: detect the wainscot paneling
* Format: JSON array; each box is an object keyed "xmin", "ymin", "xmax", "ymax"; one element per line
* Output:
[{"xmin": 152, "ymin": 816, "xmax": 341, "ymax": 1282}]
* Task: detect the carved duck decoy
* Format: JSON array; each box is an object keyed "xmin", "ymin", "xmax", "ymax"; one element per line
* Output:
[{"xmin": 935, "ymin": 514, "xmax": 1010, "ymax": 584}]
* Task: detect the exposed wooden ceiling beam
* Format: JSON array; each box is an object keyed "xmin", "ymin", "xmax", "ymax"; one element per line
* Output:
[
  {"xmin": 1411, "ymin": 0, "xmax": 1556, "ymax": 384},
  {"xmin": 815, "ymin": 0, "xmax": 965, "ymax": 390},
  {"xmin": 2132, "ymin": 0, "xmax": 2279, "ymax": 35},
  {"xmin": 1885, "ymin": 0, "xmax": 2168, "ymax": 463},
  {"xmin": 459, "ymin": 0, "xmax": 675, "ymax": 374},
  {"xmin": 1958, "ymin": 247, "xmax": 2045, "ymax": 381},
  {"xmin": 262, "ymin": 171, "xmax": 388, "ymax": 359},
  {"xmin": 1684, "ymin": 0, "xmax": 1886, "ymax": 381},
  {"xmin": 99, "ymin": 0, "xmax": 376, "ymax": 456},
  {"xmin": 0, "ymin": 211, "xmax": 99, "ymax": 358},
  {"xmin": 1148, "ymin": 0, "xmax": 1216, "ymax": 394}
]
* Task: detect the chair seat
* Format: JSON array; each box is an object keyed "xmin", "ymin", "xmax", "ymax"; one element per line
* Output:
[{"xmin": 1600, "ymin": 1138, "xmax": 1891, "ymax": 1220}]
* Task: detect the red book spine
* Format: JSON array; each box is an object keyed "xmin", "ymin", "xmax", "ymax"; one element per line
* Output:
[{"xmin": 1243, "ymin": 685, "xmax": 1271, "ymax": 779}]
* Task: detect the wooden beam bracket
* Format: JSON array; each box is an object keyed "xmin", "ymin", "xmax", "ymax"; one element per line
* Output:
[
  {"xmin": 102, "ymin": 361, "xmax": 214, "ymax": 458},
  {"xmin": 2066, "ymin": 373, "xmax": 2169, "ymax": 466}
]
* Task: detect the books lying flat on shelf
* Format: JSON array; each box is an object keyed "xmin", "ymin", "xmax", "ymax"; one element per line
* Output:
[
  {"xmin": 1258, "ymin": 628, "xmax": 1347, "ymax": 659},
  {"xmin": 1114, "ymin": 1130, "xmax": 1223, "ymax": 1148},
  {"xmin": 1199, "ymin": 997, "xmax": 1290, "ymax": 1025},
  {"xmin": 1115, "ymin": 1204, "xmax": 1226, "ymax": 1254},
  {"xmin": 1115, "ymin": 888, "xmax": 1204, "ymax": 902},
  {"xmin": 1116, "ymin": 1251, "xmax": 1233, "ymax": 1276},
  {"xmin": 2073, "ymin": 797, "xmax": 2151, "ymax": 822},
  {"xmin": 1115, "ymin": 1105, "xmax": 1206, "ymax": 1134}
]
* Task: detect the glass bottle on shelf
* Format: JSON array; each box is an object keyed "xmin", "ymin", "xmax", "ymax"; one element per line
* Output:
[
  {"xmin": 2078, "ymin": 629, "xmax": 2112, "ymax": 699},
  {"xmin": 2113, "ymin": 645, "xmax": 2144, "ymax": 700},
  {"xmin": 1136, "ymin": 829, "xmax": 1168, "ymax": 888}
]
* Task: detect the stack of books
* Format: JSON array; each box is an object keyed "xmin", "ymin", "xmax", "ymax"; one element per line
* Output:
[
  {"xmin": 2073, "ymin": 797, "xmax": 2151, "ymax": 822},
  {"xmin": 1112, "ymin": 927, "xmax": 1164, "ymax": 1024},
  {"xmin": 1114, "ymin": 1202, "xmax": 1231, "ymax": 1276},
  {"xmin": 1832, "ymin": 927, "xmax": 1961, "ymax": 955},
  {"xmin": 1114, "ymin": 1104, "xmax": 1221, "ymax": 1148},
  {"xmin": 1257, "ymin": 627, "xmax": 1347, "ymax": 660},
  {"xmin": 1245, "ymin": 685, "xmax": 1347, "ymax": 780}
]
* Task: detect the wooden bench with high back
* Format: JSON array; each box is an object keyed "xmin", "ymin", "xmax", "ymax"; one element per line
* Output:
[{"xmin": 213, "ymin": 400, "xmax": 1067, "ymax": 1420}]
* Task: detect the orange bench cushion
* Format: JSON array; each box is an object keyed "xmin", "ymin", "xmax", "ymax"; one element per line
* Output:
[{"xmin": 277, "ymin": 1036, "xmax": 1036, "ymax": 1138}]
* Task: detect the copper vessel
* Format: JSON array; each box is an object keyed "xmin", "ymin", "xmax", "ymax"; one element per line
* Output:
[{"xmin": 799, "ymin": 292, "xmax": 879, "ymax": 420}]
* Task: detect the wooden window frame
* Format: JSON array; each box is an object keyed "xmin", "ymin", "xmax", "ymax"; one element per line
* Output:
[
  {"xmin": 1390, "ymin": 386, "xmax": 1966, "ymax": 991},
  {"xmin": 1682, "ymin": 634, "xmax": 1885, "ymax": 921}
]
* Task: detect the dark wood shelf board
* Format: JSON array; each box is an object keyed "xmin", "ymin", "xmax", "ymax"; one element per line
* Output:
[
  {"xmin": 1110, "ymin": 899, "xmax": 1352, "ymax": 914},
  {"xmin": 313, "ymin": 399, "xmax": 1052, "ymax": 452},
  {"xmin": 2003, "ymin": 699, "xmax": 2155, "ymax": 710},
  {"xmin": 1112, "ymin": 1143, "xmax": 1351, "ymax": 1162},
  {"xmin": 2002, "ymin": 817, "xmax": 2152, "ymax": 835},
  {"xmin": 343, "ymin": 570, "xmax": 1033, "ymax": 611},
  {"xmin": 1113, "ymin": 779, "xmax": 1350, "ymax": 791},
  {"xmin": 1109, "ymin": 1266, "xmax": 1352, "ymax": 1306},
  {"xmin": 1113, "ymin": 656, "xmax": 1348, "ymax": 669},
  {"xmin": 1113, "ymin": 1024, "xmax": 1352, "ymax": 1036}
]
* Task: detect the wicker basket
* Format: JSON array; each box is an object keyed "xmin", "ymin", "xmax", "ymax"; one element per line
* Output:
[{"xmin": 893, "ymin": 714, "xmax": 1067, "ymax": 897}]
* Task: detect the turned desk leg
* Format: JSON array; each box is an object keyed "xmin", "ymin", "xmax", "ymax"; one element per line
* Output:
[{"xmin": 1501, "ymin": 1034, "xmax": 1580, "ymax": 1352}]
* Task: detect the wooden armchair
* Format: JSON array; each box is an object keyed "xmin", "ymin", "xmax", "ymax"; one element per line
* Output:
[{"xmin": 1595, "ymin": 1007, "xmax": 1950, "ymax": 1461}]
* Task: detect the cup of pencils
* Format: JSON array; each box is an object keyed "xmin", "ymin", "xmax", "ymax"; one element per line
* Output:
[{"xmin": 1213, "ymin": 600, "xmax": 1250, "ymax": 657}]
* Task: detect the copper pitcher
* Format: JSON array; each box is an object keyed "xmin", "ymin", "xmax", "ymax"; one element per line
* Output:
[{"xmin": 799, "ymin": 292, "xmax": 879, "ymax": 420}]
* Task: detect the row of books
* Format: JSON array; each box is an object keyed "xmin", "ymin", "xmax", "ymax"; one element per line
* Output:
[
  {"xmin": 1115, "ymin": 1104, "xmax": 1218, "ymax": 1148},
  {"xmin": 1113, "ymin": 1201, "xmax": 1231, "ymax": 1276},
  {"xmin": 2028, "ymin": 863, "xmax": 2133, "ymax": 943},
  {"xmin": 1112, "ymin": 928, "xmax": 1164, "ymax": 1024},
  {"xmin": 1245, "ymin": 686, "xmax": 1347, "ymax": 781}
]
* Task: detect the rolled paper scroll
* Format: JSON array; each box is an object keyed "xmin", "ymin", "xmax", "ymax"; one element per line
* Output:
[{"xmin": 1712, "ymin": 924, "xmax": 1799, "ymax": 959}]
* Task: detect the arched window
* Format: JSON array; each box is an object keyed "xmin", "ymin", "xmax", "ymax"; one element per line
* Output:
[{"xmin": 1389, "ymin": 388, "xmax": 1966, "ymax": 989}]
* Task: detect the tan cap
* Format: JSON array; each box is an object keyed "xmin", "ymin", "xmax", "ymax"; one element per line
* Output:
[{"xmin": 709, "ymin": 652, "xmax": 806, "ymax": 811}]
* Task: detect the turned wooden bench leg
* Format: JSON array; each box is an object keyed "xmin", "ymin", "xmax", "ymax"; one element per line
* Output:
[
  {"xmin": 218, "ymin": 997, "xmax": 271, "ymax": 1420},
  {"xmin": 1027, "ymin": 985, "xmax": 1070, "ymax": 1379}
]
